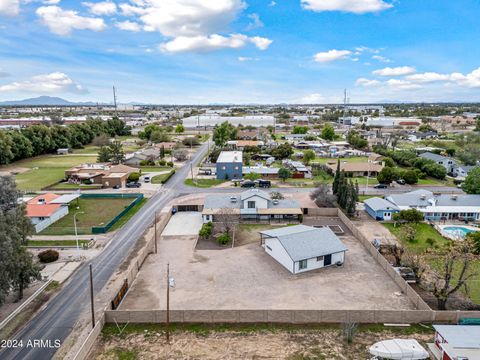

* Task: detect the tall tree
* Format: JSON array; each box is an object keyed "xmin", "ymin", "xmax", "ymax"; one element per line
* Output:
[{"xmin": 332, "ymin": 160, "xmax": 341, "ymax": 195}]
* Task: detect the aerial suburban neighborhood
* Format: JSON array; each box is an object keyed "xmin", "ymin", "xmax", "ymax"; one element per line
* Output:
[{"xmin": 1, "ymin": 1, "xmax": 480, "ymax": 359}]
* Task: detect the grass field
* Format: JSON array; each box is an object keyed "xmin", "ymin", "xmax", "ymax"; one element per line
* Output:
[
  {"xmin": 40, "ymin": 197, "xmax": 135, "ymax": 235},
  {"xmin": 26, "ymin": 240, "xmax": 90, "ymax": 247},
  {"xmin": 184, "ymin": 179, "xmax": 226, "ymax": 188},
  {"xmin": 3, "ymin": 154, "xmax": 97, "ymax": 191},
  {"xmin": 139, "ymin": 166, "xmax": 172, "ymax": 173},
  {"xmin": 383, "ymin": 223, "xmax": 451, "ymax": 253},
  {"xmin": 109, "ymin": 198, "xmax": 147, "ymax": 231}
]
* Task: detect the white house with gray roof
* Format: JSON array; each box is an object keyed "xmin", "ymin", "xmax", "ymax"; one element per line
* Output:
[
  {"xmin": 365, "ymin": 189, "xmax": 480, "ymax": 222},
  {"xmin": 419, "ymin": 152, "xmax": 456, "ymax": 173},
  {"xmin": 259, "ymin": 225, "xmax": 347, "ymax": 274},
  {"xmin": 202, "ymin": 189, "xmax": 302, "ymax": 223}
]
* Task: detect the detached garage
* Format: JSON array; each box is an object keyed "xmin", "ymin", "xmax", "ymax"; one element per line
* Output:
[{"xmin": 260, "ymin": 225, "xmax": 347, "ymax": 274}]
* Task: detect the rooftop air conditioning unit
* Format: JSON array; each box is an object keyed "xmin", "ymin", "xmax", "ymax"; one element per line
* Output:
[
  {"xmin": 230, "ymin": 196, "xmax": 237, "ymax": 203},
  {"xmin": 272, "ymin": 200, "xmax": 279, "ymax": 205},
  {"xmin": 451, "ymin": 195, "xmax": 458, "ymax": 200},
  {"xmin": 420, "ymin": 195, "xmax": 426, "ymax": 200}
]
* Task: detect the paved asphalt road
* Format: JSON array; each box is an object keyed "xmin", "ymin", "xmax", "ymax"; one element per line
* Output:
[
  {"xmin": 0, "ymin": 143, "xmax": 209, "ymax": 360},
  {"xmin": 0, "ymin": 141, "xmax": 462, "ymax": 360}
]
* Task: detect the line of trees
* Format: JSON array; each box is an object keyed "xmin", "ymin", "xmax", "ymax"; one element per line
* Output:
[
  {"xmin": 0, "ymin": 177, "xmax": 40, "ymax": 304},
  {"xmin": 373, "ymin": 146, "xmax": 447, "ymax": 180},
  {"xmin": 0, "ymin": 117, "xmax": 130, "ymax": 165},
  {"xmin": 332, "ymin": 161, "xmax": 359, "ymax": 216}
]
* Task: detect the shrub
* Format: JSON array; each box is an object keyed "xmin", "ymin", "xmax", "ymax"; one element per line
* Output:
[
  {"xmin": 217, "ymin": 233, "xmax": 231, "ymax": 245},
  {"xmin": 426, "ymin": 238, "xmax": 436, "ymax": 247},
  {"xmin": 128, "ymin": 172, "xmax": 140, "ymax": 182},
  {"xmin": 158, "ymin": 159, "xmax": 166, "ymax": 166},
  {"xmin": 38, "ymin": 249, "xmax": 59, "ymax": 263},
  {"xmin": 342, "ymin": 322, "xmax": 358, "ymax": 344},
  {"xmin": 199, "ymin": 222, "xmax": 213, "ymax": 239},
  {"xmin": 167, "ymin": 161, "xmax": 174, "ymax": 167},
  {"xmin": 161, "ymin": 170, "xmax": 176, "ymax": 184}
]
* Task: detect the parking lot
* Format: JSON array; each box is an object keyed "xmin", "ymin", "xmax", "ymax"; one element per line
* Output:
[{"xmin": 119, "ymin": 216, "xmax": 415, "ymax": 311}]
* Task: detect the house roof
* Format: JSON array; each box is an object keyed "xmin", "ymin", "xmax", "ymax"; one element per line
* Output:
[
  {"xmin": 387, "ymin": 189, "xmax": 480, "ymax": 208},
  {"xmin": 49, "ymin": 194, "xmax": 81, "ymax": 204},
  {"xmin": 364, "ymin": 197, "xmax": 399, "ymax": 212},
  {"xmin": 326, "ymin": 162, "xmax": 383, "ymax": 173},
  {"xmin": 433, "ymin": 325, "xmax": 480, "ymax": 348},
  {"xmin": 217, "ymin": 151, "xmax": 243, "ymax": 163},
  {"xmin": 419, "ymin": 152, "xmax": 454, "ymax": 163},
  {"xmin": 27, "ymin": 193, "xmax": 61, "ymax": 205},
  {"xmin": 261, "ymin": 225, "xmax": 347, "ymax": 261},
  {"xmin": 26, "ymin": 203, "xmax": 62, "ymax": 217},
  {"xmin": 240, "ymin": 188, "xmax": 270, "ymax": 201}
]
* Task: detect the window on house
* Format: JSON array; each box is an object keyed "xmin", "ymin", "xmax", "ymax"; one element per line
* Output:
[
  {"xmin": 248, "ymin": 201, "xmax": 255, "ymax": 209},
  {"xmin": 299, "ymin": 260, "xmax": 307, "ymax": 270},
  {"xmin": 316, "ymin": 256, "xmax": 324, "ymax": 262},
  {"xmin": 234, "ymin": 166, "xmax": 239, "ymax": 170},
  {"xmin": 266, "ymin": 245, "xmax": 272, "ymax": 251},
  {"xmin": 221, "ymin": 166, "xmax": 226, "ymax": 170}
]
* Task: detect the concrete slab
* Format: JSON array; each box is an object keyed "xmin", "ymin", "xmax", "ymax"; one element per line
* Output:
[{"xmin": 161, "ymin": 212, "xmax": 203, "ymax": 236}]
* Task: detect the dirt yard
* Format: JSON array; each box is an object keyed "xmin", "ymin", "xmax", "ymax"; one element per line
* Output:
[
  {"xmin": 119, "ymin": 216, "xmax": 415, "ymax": 310},
  {"xmin": 91, "ymin": 324, "xmax": 435, "ymax": 360}
]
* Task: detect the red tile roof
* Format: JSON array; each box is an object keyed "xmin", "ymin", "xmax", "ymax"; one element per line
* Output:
[
  {"xmin": 26, "ymin": 204, "xmax": 62, "ymax": 217},
  {"xmin": 27, "ymin": 193, "xmax": 61, "ymax": 205}
]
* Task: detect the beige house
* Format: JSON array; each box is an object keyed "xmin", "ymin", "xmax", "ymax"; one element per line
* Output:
[
  {"xmin": 65, "ymin": 163, "xmax": 138, "ymax": 188},
  {"xmin": 326, "ymin": 161, "xmax": 384, "ymax": 177}
]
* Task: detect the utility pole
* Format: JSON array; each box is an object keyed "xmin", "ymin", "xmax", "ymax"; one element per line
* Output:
[
  {"xmin": 166, "ymin": 263, "xmax": 170, "ymax": 343},
  {"xmin": 113, "ymin": 85, "xmax": 118, "ymax": 117},
  {"xmin": 190, "ymin": 162, "xmax": 194, "ymax": 182},
  {"xmin": 154, "ymin": 212, "xmax": 158, "ymax": 254},
  {"xmin": 89, "ymin": 264, "xmax": 95, "ymax": 329}
]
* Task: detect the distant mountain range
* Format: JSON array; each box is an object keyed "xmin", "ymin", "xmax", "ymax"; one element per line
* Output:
[{"xmin": 0, "ymin": 96, "xmax": 103, "ymax": 106}]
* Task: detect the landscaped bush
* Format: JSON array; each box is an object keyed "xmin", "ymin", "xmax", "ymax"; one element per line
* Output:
[
  {"xmin": 167, "ymin": 161, "xmax": 174, "ymax": 167},
  {"xmin": 199, "ymin": 222, "xmax": 213, "ymax": 239},
  {"xmin": 217, "ymin": 233, "xmax": 231, "ymax": 245},
  {"xmin": 38, "ymin": 249, "xmax": 59, "ymax": 263},
  {"xmin": 128, "ymin": 172, "xmax": 140, "ymax": 182},
  {"xmin": 158, "ymin": 159, "xmax": 166, "ymax": 166},
  {"xmin": 161, "ymin": 170, "xmax": 175, "ymax": 184}
]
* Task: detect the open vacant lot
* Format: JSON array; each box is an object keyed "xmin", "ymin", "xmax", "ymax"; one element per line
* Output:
[
  {"xmin": 40, "ymin": 197, "xmax": 135, "ymax": 235},
  {"xmin": 120, "ymin": 217, "xmax": 415, "ymax": 311},
  {"xmin": 0, "ymin": 154, "xmax": 97, "ymax": 191},
  {"xmin": 91, "ymin": 324, "xmax": 434, "ymax": 360}
]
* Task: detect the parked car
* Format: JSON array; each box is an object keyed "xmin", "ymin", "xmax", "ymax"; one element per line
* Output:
[
  {"xmin": 126, "ymin": 182, "xmax": 141, "ymax": 188},
  {"xmin": 396, "ymin": 179, "xmax": 406, "ymax": 185},
  {"xmin": 112, "ymin": 184, "xmax": 121, "ymax": 189},
  {"xmin": 241, "ymin": 180, "xmax": 256, "ymax": 188},
  {"xmin": 257, "ymin": 179, "xmax": 271, "ymax": 188},
  {"xmin": 374, "ymin": 183, "xmax": 388, "ymax": 189}
]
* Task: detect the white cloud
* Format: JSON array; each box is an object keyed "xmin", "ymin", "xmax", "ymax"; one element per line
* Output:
[
  {"xmin": 246, "ymin": 13, "xmax": 263, "ymax": 30},
  {"xmin": 355, "ymin": 78, "xmax": 380, "ymax": 87},
  {"xmin": 386, "ymin": 79, "xmax": 421, "ymax": 90},
  {"xmin": 238, "ymin": 56, "xmax": 258, "ymax": 61},
  {"xmin": 313, "ymin": 49, "xmax": 351, "ymax": 63},
  {"xmin": 372, "ymin": 55, "xmax": 390, "ymax": 63},
  {"xmin": 36, "ymin": 6, "xmax": 106, "ymax": 35},
  {"xmin": 249, "ymin": 36, "xmax": 272, "ymax": 50},
  {"xmin": 295, "ymin": 93, "xmax": 340, "ymax": 104},
  {"xmin": 269, "ymin": 1, "xmax": 276, "ymax": 6},
  {"xmin": 0, "ymin": 0, "xmax": 20, "ymax": 16},
  {"xmin": 42, "ymin": 0, "xmax": 61, "ymax": 4},
  {"xmin": 82, "ymin": 1, "xmax": 117, "ymax": 15},
  {"xmin": 372, "ymin": 66, "xmax": 416, "ymax": 76},
  {"xmin": 406, "ymin": 68, "xmax": 480, "ymax": 88},
  {"xmin": 139, "ymin": 0, "xmax": 246, "ymax": 37},
  {"xmin": 160, "ymin": 34, "xmax": 271, "ymax": 53},
  {"xmin": 301, "ymin": 0, "xmax": 393, "ymax": 14},
  {"xmin": 0, "ymin": 72, "xmax": 87, "ymax": 93},
  {"xmin": 116, "ymin": 20, "xmax": 142, "ymax": 31},
  {"xmin": 119, "ymin": 3, "xmax": 146, "ymax": 16}
]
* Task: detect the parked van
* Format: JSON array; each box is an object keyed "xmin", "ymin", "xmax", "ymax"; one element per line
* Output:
[
  {"xmin": 144, "ymin": 176, "xmax": 150, "ymax": 183},
  {"xmin": 258, "ymin": 179, "xmax": 271, "ymax": 188}
]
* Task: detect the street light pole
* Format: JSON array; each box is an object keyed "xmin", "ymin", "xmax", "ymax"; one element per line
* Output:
[{"xmin": 74, "ymin": 211, "xmax": 84, "ymax": 250}]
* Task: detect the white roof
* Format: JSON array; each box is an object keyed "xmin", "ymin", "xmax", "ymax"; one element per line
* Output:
[
  {"xmin": 433, "ymin": 325, "xmax": 480, "ymax": 348},
  {"xmin": 48, "ymin": 194, "xmax": 81, "ymax": 204},
  {"xmin": 369, "ymin": 339, "xmax": 429, "ymax": 359},
  {"xmin": 217, "ymin": 151, "xmax": 243, "ymax": 163}
]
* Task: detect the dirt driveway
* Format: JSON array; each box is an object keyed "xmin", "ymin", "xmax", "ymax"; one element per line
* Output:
[{"xmin": 120, "ymin": 229, "xmax": 414, "ymax": 311}]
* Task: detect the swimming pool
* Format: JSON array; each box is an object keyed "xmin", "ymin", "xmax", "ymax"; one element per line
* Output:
[{"xmin": 443, "ymin": 226, "xmax": 478, "ymax": 238}]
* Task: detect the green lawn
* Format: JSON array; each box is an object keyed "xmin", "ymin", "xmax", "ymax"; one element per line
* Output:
[
  {"xmin": 383, "ymin": 223, "xmax": 451, "ymax": 253},
  {"xmin": 417, "ymin": 178, "xmax": 453, "ymax": 186},
  {"xmin": 40, "ymin": 197, "xmax": 135, "ymax": 235},
  {"xmin": 184, "ymin": 179, "xmax": 226, "ymax": 188},
  {"xmin": 312, "ymin": 156, "xmax": 369, "ymax": 164},
  {"xmin": 109, "ymin": 198, "xmax": 147, "ymax": 231},
  {"xmin": 49, "ymin": 183, "xmax": 103, "ymax": 190},
  {"xmin": 139, "ymin": 166, "xmax": 172, "ymax": 173},
  {"xmin": 71, "ymin": 146, "xmax": 99, "ymax": 155},
  {"xmin": 3, "ymin": 154, "xmax": 97, "ymax": 191},
  {"xmin": 26, "ymin": 240, "xmax": 90, "ymax": 247},
  {"xmin": 427, "ymin": 257, "xmax": 480, "ymax": 305},
  {"xmin": 358, "ymin": 195, "xmax": 376, "ymax": 202}
]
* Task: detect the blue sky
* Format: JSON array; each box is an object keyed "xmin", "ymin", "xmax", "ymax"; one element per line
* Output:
[{"xmin": 0, "ymin": 0, "xmax": 480, "ymax": 104}]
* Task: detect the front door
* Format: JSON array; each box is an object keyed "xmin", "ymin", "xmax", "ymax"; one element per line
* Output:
[{"xmin": 324, "ymin": 254, "xmax": 332, "ymax": 266}]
